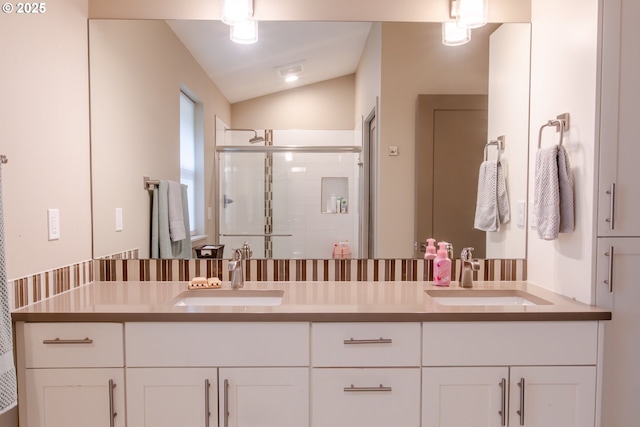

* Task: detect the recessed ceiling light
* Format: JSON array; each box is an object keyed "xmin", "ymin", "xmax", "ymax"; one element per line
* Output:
[{"xmin": 284, "ymin": 75, "xmax": 299, "ymax": 83}]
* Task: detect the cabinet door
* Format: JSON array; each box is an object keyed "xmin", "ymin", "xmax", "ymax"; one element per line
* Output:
[
  {"xmin": 598, "ymin": 0, "xmax": 640, "ymax": 236},
  {"xmin": 24, "ymin": 368, "xmax": 124, "ymax": 427},
  {"xmin": 126, "ymin": 368, "xmax": 218, "ymax": 427},
  {"xmin": 219, "ymin": 367, "xmax": 308, "ymax": 427},
  {"xmin": 596, "ymin": 238, "xmax": 640, "ymax": 426},
  {"xmin": 422, "ymin": 367, "xmax": 508, "ymax": 427},
  {"xmin": 313, "ymin": 368, "xmax": 421, "ymax": 427},
  {"xmin": 509, "ymin": 366, "xmax": 595, "ymax": 427}
]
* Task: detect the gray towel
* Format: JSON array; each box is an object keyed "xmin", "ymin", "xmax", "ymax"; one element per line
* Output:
[
  {"xmin": 0, "ymin": 163, "xmax": 17, "ymax": 414},
  {"xmin": 474, "ymin": 160, "xmax": 510, "ymax": 232},
  {"xmin": 534, "ymin": 145, "xmax": 575, "ymax": 240},
  {"xmin": 168, "ymin": 180, "xmax": 186, "ymax": 242},
  {"xmin": 151, "ymin": 181, "xmax": 192, "ymax": 259}
]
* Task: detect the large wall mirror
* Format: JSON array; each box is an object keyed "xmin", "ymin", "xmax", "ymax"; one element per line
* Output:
[{"xmin": 89, "ymin": 19, "xmax": 530, "ymax": 261}]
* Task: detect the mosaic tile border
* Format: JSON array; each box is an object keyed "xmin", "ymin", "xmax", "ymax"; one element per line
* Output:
[
  {"xmin": 9, "ymin": 259, "xmax": 94, "ymax": 311},
  {"xmin": 98, "ymin": 248, "xmax": 140, "ymax": 260},
  {"xmin": 95, "ymin": 258, "xmax": 526, "ymax": 283}
]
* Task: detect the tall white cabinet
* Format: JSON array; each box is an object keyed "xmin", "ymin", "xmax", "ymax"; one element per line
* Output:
[{"xmin": 597, "ymin": 0, "xmax": 640, "ymax": 425}]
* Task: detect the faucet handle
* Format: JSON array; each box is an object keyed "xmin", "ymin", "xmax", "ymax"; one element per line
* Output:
[
  {"xmin": 461, "ymin": 247, "xmax": 475, "ymax": 261},
  {"xmin": 232, "ymin": 248, "xmax": 243, "ymax": 261}
]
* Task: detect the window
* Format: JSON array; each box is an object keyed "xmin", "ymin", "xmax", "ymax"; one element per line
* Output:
[{"xmin": 179, "ymin": 91, "xmax": 196, "ymax": 235}]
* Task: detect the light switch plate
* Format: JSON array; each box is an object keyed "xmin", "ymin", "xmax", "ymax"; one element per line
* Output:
[
  {"xmin": 115, "ymin": 208, "xmax": 123, "ymax": 231},
  {"xmin": 47, "ymin": 209, "xmax": 60, "ymax": 240}
]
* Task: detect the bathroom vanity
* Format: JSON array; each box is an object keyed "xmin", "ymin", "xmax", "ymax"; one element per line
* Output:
[{"xmin": 12, "ymin": 281, "xmax": 610, "ymax": 427}]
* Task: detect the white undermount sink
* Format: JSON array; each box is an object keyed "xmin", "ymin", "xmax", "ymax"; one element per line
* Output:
[
  {"xmin": 425, "ymin": 289, "xmax": 552, "ymax": 306},
  {"xmin": 170, "ymin": 289, "xmax": 284, "ymax": 307}
]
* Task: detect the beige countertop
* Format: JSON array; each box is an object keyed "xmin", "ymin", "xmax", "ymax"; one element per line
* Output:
[{"xmin": 11, "ymin": 280, "xmax": 611, "ymax": 322}]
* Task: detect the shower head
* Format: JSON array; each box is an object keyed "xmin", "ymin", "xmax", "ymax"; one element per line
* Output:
[{"xmin": 225, "ymin": 128, "xmax": 265, "ymax": 144}]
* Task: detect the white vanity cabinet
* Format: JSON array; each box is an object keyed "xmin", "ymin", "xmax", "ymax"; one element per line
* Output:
[
  {"xmin": 126, "ymin": 368, "xmax": 217, "ymax": 427},
  {"xmin": 422, "ymin": 322, "xmax": 599, "ymax": 427},
  {"xmin": 311, "ymin": 322, "xmax": 422, "ymax": 427},
  {"xmin": 124, "ymin": 322, "xmax": 310, "ymax": 427},
  {"xmin": 219, "ymin": 368, "xmax": 309, "ymax": 427},
  {"xmin": 18, "ymin": 322, "xmax": 125, "ymax": 427}
]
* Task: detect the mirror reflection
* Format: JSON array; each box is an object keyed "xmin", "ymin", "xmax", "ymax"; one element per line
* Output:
[{"xmin": 89, "ymin": 20, "xmax": 530, "ymax": 260}]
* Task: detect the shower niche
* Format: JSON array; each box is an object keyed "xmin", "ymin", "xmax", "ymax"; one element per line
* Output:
[{"xmin": 321, "ymin": 177, "xmax": 348, "ymax": 214}]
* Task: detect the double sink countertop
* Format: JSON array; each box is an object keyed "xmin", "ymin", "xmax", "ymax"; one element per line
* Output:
[{"xmin": 11, "ymin": 281, "xmax": 611, "ymax": 322}]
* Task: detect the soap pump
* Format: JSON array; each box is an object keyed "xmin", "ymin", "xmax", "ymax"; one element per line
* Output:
[
  {"xmin": 433, "ymin": 241, "xmax": 452, "ymax": 287},
  {"xmin": 424, "ymin": 238, "xmax": 437, "ymax": 260}
]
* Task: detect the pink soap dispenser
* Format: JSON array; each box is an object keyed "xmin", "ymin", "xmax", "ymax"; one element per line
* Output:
[
  {"xmin": 424, "ymin": 238, "xmax": 437, "ymax": 260},
  {"xmin": 433, "ymin": 241, "xmax": 451, "ymax": 286}
]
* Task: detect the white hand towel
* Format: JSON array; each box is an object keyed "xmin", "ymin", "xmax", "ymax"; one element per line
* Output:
[
  {"xmin": 534, "ymin": 145, "xmax": 575, "ymax": 239},
  {"xmin": 167, "ymin": 180, "xmax": 186, "ymax": 242},
  {"xmin": 474, "ymin": 160, "xmax": 510, "ymax": 232}
]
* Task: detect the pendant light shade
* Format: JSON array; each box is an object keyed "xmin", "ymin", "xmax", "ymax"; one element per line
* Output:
[
  {"xmin": 230, "ymin": 19, "xmax": 258, "ymax": 44},
  {"xmin": 455, "ymin": 0, "xmax": 488, "ymax": 29},
  {"xmin": 221, "ymin": 0, "xmax": 253, "ymax": 25},
  {"xmin": 442, "ymin": 22, "xmax": 471, "ymax": 46}
]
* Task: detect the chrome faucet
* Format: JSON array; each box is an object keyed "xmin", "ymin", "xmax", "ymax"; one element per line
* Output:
[
  {"xmin": 228, "ymin": 249, "xmax": 244, "ymax": 289},
  {"xmin": 459, "ymin": 247, "xmax": 480, "ymax": 288}
]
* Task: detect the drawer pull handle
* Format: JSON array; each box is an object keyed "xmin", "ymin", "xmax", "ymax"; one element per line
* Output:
[
  {"xmin": 43, "ymin": 337, "xmax": 94, "ymax": 345},
  {"xmin": 499, "ymin": 378, "xmax": 506, "ymax": 426},
  {"xmin": 343, "ymin": 337, "xmax": 392, "ymax": 345},
  {"xmin": 204, "ymin": 379, "xmax": 211, "ymax": 427},
  {"xmin": 517, "ymin": 378, "xmax": 525, "ymax": 426},
  {"xmin": 108, "ymin": 379, "xmax": 117, "ymax": 427},
  {"xmin": 344, "ymin": 384, "xmax": 392, "ymax": 392}
]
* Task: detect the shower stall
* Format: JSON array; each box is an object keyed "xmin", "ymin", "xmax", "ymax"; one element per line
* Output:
[{"xmin": 217, "ymin": 128, "xmax": 361, "ymax": 259}]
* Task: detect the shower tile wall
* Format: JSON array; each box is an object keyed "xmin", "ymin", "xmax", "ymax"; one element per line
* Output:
[{"xmin": 271, "ymin": 130, "xmax": 359, "ymax": 258}]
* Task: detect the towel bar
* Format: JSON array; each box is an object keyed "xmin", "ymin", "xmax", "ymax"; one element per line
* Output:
[
  {"xmin": 538, "ymin": 113, "xmax": 570, "ymax": 149},
  {"xmin": 484, "ymin": 135, "xmax": 505, "ymax": 161}
]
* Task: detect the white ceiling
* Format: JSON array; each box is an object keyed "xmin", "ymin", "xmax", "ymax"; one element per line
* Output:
[{"xmin": 167, "ymin": 20, "xmax": 373, "ymax": 104}]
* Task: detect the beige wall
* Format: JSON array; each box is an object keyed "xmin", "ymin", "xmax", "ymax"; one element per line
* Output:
[
  {"xmin": 355, "ymin": 23, "xmax": 382, "ymax": 123},
  {"xmin": 526, "ymin": 0, "xmax": 600, "ymax": 304},
  {"xmin": 377, "ymin": 23, "xmax": 493, "ymax": 258},
  {"xmin": 0, "ymin": 0, "xmax": 92, "ymax": 280},
  {"xmin": 90, "ymin": 20, "xmax": 231, "ymax": 258},
  {"xmin": 231, "ymin": 75, "xmax": 355, "ymax": 130},
  {"xmin": 88, "ymin": 0, "xmax": 531, "ymax": 23}
]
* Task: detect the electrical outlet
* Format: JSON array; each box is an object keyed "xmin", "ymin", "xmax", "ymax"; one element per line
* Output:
[
  {"xmin": 47, "ymin": 209, "xmax": 60, "ymax": 240},
  {"xmin": 115, "ymin": 208, "xmax": 123, "ymax": 231}
]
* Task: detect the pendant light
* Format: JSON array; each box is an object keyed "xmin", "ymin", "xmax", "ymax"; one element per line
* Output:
[
  {"xmin": 456, "ymin": 0, "xmax": 488, "ymax": 29},
  {"xmin": 442, "ymin": 22, "xmax": 471, "ymax": 46},
  {"xmin": 221, "ymin": 0, "xmax": 253, "ymax": 25},
  {"xmin": 230, "ymin": 19, "xmax": 258, "ymax": 44}
]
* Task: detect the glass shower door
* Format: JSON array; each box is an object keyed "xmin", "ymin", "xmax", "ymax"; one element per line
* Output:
[{"xmin": 219, "ymin": 152, "xmax": 266, "ymax": 258}]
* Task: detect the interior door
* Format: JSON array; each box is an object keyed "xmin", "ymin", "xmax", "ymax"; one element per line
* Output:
[{"xmin": 416, "ymin": 95, "xmax": 488, "ymax": 258}]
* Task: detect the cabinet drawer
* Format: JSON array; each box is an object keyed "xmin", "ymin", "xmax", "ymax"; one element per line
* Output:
[
  {"xmin": 423, "ymin": 321, "xmax": 599, "ymax": 366},
  {"xmin": 24, "ymin": 322, "xmax": 124, "ymax": 368},
  {"xmin": 312, "ymin": 368, "xmax": 421, "ymax": 427},
  {"xmin": 125, "ymin": 322, "xmax": 309, "ymax": 367},
  {"xmin": 312, "ymin": 323, "xmax": 421, "ymax": 367}
]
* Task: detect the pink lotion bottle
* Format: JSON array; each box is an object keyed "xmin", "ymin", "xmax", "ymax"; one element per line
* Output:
[
  {"xmin": 433, "ymin": 241, "xmax": 451, "ymax": 286},
  {"xmin": 424, "ymin": 238, "xmax": 437, "ymax": 260}
]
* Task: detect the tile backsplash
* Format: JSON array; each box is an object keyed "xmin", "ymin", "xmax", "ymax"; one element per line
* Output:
[
  {"xmin": 9, "ymin": 258, "xmax": 526, "ymax": 311},
  {"xmin": 96, "ymin": 258, "xmax": 527, "ymax": 283}
]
